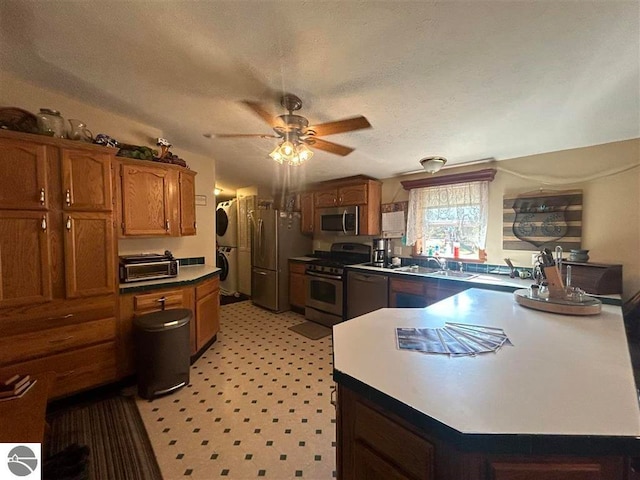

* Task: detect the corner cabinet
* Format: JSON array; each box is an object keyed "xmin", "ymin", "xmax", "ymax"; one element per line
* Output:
[
  {"xmin": 0, "ymin": 130, "xmax": 118, "ymax": 399},
  {"xmin": 117, "ymin": 159, "xmax": 196, "ymax": 237}
]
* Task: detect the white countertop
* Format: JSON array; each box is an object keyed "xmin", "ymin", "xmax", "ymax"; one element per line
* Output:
[
  {"xmin": 289, "ymin": 256, "xmax": 317, "ymax": 262},
  {"xmin": 333, "ymin": 288, "xmax": 640, "ymax": 437},
  {"xmin": 119, "ymin": 264, "xmax": 220, "ymax": 291}
]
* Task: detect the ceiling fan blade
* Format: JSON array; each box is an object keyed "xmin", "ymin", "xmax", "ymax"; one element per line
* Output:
[
  {"xmin": 307, "ymin": 116, "xmax": 371, "ymax": 137},
  {"xmin": 304, "ymin": 137, "xmax": 354, "ymax": 156},
  {"xmin": 204, "ymin": 133, "xmax": 279, "ymax": 139},
  {"xmin": 242, "ymin": 100, "xmax": 277, "ymax": 127}
]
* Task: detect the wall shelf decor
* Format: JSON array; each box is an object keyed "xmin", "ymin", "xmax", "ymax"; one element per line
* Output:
[{"xmin": 503, "ymin": 189, "xmax": 582, "ymax": 251}]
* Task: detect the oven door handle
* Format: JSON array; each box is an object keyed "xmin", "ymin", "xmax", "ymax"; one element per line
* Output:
[{"xmin": 306, "ymin": 270, "xmax": 343, "ymax": 281}]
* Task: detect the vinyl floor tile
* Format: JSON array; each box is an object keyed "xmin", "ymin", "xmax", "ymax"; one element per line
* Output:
[{"xmin": 137, "ymin": 301, "xmax": 336, "ymax": 479}]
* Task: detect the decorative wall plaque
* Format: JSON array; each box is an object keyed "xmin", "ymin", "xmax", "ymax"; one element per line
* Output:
[{"xmin": 503, "ymin": 190, "xmax": 582, "ymax": 251}]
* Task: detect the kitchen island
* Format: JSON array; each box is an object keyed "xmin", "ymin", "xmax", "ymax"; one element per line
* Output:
[{"xmin": 333, "ymin": 288, "xmax": 640, "ymax": 479}]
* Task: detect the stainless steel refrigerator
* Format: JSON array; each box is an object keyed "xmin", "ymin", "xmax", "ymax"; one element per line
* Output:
[{"xmin": 251, "ymin": 210, "xmax": 311, "ymax": 312}]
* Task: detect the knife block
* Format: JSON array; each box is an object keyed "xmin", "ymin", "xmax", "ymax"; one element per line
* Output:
[{"xmin": 543, "ymin": 266, "xmax": 565, "ymax": 299}]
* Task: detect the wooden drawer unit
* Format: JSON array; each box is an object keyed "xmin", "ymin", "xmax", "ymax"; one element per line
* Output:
[
  {"xmin": 0, "ymin": 342, "xmax": 117, "ymax": 399},
  {"xmin": 0, "ymin": 316, "xmax": 116, "ymax": 365},
  {"xmin": 133, "ymin": 288, "xmax": 185, "ymax": 312},
  {"xmin": 354, "ymin": 400, "xmax": 434, "ymax": 480},
  {"xmin": 196, "ymin": 276, "xmax": 218, "ymax": 298}
]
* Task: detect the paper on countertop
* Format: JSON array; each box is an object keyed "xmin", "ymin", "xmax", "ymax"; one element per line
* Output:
[
  {"xmin": 382, "ymin": 211, "xmax": 405, "ymax": 236},
  {"xmin": 395, "ymin": 323, "xmax": 512, "ymax": 356}
]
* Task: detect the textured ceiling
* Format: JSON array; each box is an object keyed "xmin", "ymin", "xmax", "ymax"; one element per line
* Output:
[{"xmin": 1, "ymin": 1, "xmax": 638, "ymax": 195}]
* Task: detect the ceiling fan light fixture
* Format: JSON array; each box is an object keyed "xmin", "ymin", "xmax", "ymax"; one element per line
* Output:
[
  {"xmin": 419, "ymin": 156, "xmax": 447, "ymax": 174},
  {"xmin": 279, "ymin": 141, "xmax": 295, "ymax": 158},
  {"xmin": 296, "ymin": 143, "xmax": 313, "ymax": 163},
  {"xmin": 269, "ymin": 147, "xmax": 285, "ymax": 164}
]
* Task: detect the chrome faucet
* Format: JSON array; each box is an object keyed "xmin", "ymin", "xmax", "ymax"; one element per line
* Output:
[{"xmin": 425, "ymin": 256, "xmax": 447, "ymax": 270}]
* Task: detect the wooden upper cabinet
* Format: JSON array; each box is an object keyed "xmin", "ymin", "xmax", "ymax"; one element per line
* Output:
[
  {"xmin": 0, "ymin": 211, "xmax": 52, "ymax": 308},
  {"xmin": 61, "ymin": 148, "xmax": 113, "ymax": 211},
  {"xmin": 314, "ymin": 188, "xmax": 339, "ymax": 208},
  {"xmin": 314, "ymin": 183, "xmax": 369, "ymax": 208},
  {"xmin": 179, "ymin": 170, "xmax": 196, "ymax": 236},
  {"xmin": 307, "ymin": 176, "xmax": 381, "ymax": 235},
  {"xmin": 0, "ymin": 139, "xmax": 48, "ymax": 211},
  {"xmin": 120, "ymin": 162, "xmax": 176, "ymax": 236},
  {"xmin": 63, "ymin": 212, "xmax": 116, "ymax": 298},
  {"xmin": 339, "ymin": 183, "xmax": 368, "ymax": 205},
  {"xmin": 300, "ymin": 192, "xmax": 314, "ymax": 234}
]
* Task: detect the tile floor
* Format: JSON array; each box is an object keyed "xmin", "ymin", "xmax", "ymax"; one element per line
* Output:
[{"xmin": 136, "ymin": 301, "xmax": 336, "ymax": 479}]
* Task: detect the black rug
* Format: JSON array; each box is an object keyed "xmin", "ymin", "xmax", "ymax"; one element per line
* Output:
[
  {"xmin": 288, "ymin": 321, "xmax": 332, "ymax": 340},
  {"xmin": 220, "ymin": 293, "xmax": 250, "ymax": 305},
  {"xmin": 45, "ymin": 395, "xmax": 162, "ymax": 480}
]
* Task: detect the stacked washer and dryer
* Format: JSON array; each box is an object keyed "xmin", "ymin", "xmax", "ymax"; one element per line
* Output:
[{"xmin": 216, "ymin": 199, "xmax": 239, "ymax": 296}]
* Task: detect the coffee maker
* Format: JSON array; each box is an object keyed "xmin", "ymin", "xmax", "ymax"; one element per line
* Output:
[{"xmin": 372, "ymin": 238, "xmax": 390, "ymax": 267}]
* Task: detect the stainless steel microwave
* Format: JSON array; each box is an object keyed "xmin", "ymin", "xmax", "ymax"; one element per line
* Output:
[{"xmin": 318, "ymin": 206, "xmax": 359, "ymax": 235}]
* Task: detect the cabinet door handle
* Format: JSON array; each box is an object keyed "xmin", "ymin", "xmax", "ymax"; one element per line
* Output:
[
  {"xmin": 330, "ymin": 386, "xmax": 337, "ymax": 408},
  {"xmin": 49, "ymin": 335, "xmax": 74, "ymax": 344},
  {"xmin": 41, "ymin": 216, "xmax": 47, "ymax": 231},
  {"xmin": 40, "ymin": 188, "xmax": 46, "ymax": 205},
  {"xmin": 46, "ymin": 313, "xmax": 74, "ymax": 321},
  {"xmin": 66, "ymin": 216, "xmax": 72, "ymax": 231},
  {"xmin": 165, "ymin": 220, "xmax": 170, "ymax": 231},
  {"xmin": 65, "ymin": 189, "xmax": 72, "ymax": 206},
  {"xmin": 339, "ymin": 196, "xmax": 343, "ymax": 205}
]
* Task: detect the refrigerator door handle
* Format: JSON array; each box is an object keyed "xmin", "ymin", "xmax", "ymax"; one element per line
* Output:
[
  {"xmin": 258, "ymin": 218, "xmax": 264, "ymax": 260},
  {"xmin": 254, "ymin": 270, "xmax": 268, "ymax": 276},
  {"xmin": 342, "ymin": 209, "xmax": 347, "ymax": 234}
]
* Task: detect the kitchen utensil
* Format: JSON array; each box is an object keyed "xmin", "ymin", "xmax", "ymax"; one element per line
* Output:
[{"xmin": 67, "ymin": 119, "xmax": 93, "ymax": 142}]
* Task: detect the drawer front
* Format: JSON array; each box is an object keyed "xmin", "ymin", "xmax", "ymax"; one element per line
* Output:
[
  {"xmin": 391, "ymin": 278, "xmax": 425, "ymax": 296},
  {"xmin": 196, "ymin": 277, "xmax": 219, "ymax": 299},
  {"xmin": 354, "ymin": 399, "xmax": 434, "ymax": 480},
  {"xmin": 0, "ymin": 342, "xmax": 117, "ymax": 399},
  {"xmin": 0, "ymin": 316, "xmax": 116, "ymax": 365},
  {"xmin": 289, "ymin": 261, "xmax": 308, "ymax": 275},
  {"xmin": 133, "ymin": 289, "xmax": 184, "ymax": 312}
]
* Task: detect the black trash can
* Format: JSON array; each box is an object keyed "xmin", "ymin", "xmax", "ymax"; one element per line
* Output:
[{"xmin": 133, "ymin": 308, "xmax": 192, "ymax": 399}]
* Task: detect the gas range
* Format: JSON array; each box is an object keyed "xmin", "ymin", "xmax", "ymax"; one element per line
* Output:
[
  {"xmin": 305, "ymin": 243, "xmax": 371, "ymax": 328},
  {"xmin": 307, "ymin": 242, "xmax": 371, "ymax": 276}
]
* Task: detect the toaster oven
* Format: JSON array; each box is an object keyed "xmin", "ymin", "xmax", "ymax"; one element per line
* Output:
[{"xmin": 119, "ymin": 251, "xmax": 179, "ymax": 283}]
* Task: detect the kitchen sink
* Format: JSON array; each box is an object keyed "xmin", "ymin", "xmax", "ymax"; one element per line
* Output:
[
  {"xmin": 394, "ymin": 266, "xmax": 440, "ymax": 274},
  {"xmin": 430, "ymin": 270, "xmax": 478, "ymax": 279}
]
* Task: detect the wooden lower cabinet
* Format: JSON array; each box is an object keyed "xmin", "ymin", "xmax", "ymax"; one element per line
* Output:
[
  {"xmin": 389, "ymin": 277, "xmax": 467, "ymax": 308},
  {"xmin": 0, "ymin": 343, "xmax": 116, "ymax": 399},
  {"xmin": 289, "ymin": 261, "xmax": 308, "ymax": 310},
  {"xmin": 118, "ymin": 276, "xmax": 220, "ymax": 377},
  {"xmin": 118, "ymin": 285, "xmax": 194, "ymax": 377},
  {"xmin": 195, "ymin": 277, "xmax": 220, "ymax": 351},
  {"xmin": 337, "ymin": 384, "xmax": 627, "ymax": 480},
  {"xmin": 0, "ymin": 295, "xmax": 118, "ymax": 399}
]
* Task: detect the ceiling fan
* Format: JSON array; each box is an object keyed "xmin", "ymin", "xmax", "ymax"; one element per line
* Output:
[{"xmin": 205, "ymin": 93, "xmax": 371, "ymax": 158}]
